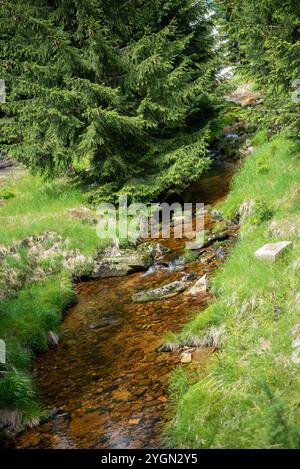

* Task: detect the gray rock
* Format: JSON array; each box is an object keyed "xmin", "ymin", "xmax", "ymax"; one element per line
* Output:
[
  {"xmin": 132, "ymin": 278, "xmax": 191, "ymax": 303},
  {"xmin": 291, "ymin": 323, "xmax": 300, "ymax": 337},
  {"xmin": 92, "ymin": 251, "xmax": 151, "ymax": 278},
  {"xmin": 269, "ymin": 219, "xmax": 300, "ymax": 238},
  {"xmin": 238, "ymin": 200, "xmax": 255, "ymax": 222},
  {"xmin": 292, "ymin": 258, "xmax": 300, "ymax": 270},
  {"xmin": 186, "ymin": 241, "xmax": 205, "ymax": 250},
  {"xmin": 48, "ymin": 331, "xmax": 60, "ymax": 346},
  {"xmin": 0, "ymin": 409, "xmax": 27, "ymax": 436},
  {"xmin": 295, "ymin": 292, "xmax": 300, "ymax": 310},
  {"xmin": 255, "ymin": 241, "xmax": 293, "ymax": 262},
  {"xmin": 136, "ymin": 242, "xmax": 169, "ymax": 258},
  {"xmin": 185, "ymin": 274, "xmax": 208, "ymax": 296},
  {"xmin": 182, "ymin": 272, "xmax": 197, "ymax": 282},
  {"xmin": 291, "ymin": 350, "xmax": 300, "ymax": 365}
]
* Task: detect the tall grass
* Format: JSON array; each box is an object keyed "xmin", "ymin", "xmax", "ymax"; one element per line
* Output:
[
  {"xmin": 167, "ymin": 134, "xmax": 300, "ymax": 448},
  {"xmin": 0, "ymin": 173, "xmax": 105, "ymax": 427}
]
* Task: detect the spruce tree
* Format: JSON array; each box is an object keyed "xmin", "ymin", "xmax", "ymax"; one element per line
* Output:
[
  {"xmin": 0, "ymin": 0, "xmax": 218, "ymax": 202},
  {"xmin": 218, "ymin": 0, "xmax": 300, "ymax": 135}
]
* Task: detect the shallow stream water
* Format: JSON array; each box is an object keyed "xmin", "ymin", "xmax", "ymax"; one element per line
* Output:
[{"xmin": 10, "ymin": 162, "xmax": 237, "ymax": 449}]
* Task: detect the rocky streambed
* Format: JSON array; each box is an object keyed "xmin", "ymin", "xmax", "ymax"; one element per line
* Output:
[{"xmin": 4, "ymin": 158, "xmax": 240, "ymax": 450}]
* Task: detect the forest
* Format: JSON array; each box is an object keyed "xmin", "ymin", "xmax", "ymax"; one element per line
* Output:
[{"xmin": 0, "ymin": 0, "xmax": 300, "ymax": 454}]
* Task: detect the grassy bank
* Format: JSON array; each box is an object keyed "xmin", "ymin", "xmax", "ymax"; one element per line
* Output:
[
  {"xmin": 167, "ymin": 133, "xmax": 300, "ymax": 448},
  {"xmin": 0, "ymin": 173, "xmax": 105, "ymax": 430}
]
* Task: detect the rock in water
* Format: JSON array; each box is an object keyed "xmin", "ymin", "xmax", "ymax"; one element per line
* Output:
[
  {"xmin": 185, "ymin": 274, "xmax": 208, "ymax": 296},
  {"xmin": 255, "ymin": 241, "xmax": 292, "ymax": 262},
  {"xmin": 92, "ymin": 251, "xmax": 151, "ymax": 278},
  {"xmin": 132, "ymin": 278, "xmax": 191, "ymax": 303}
]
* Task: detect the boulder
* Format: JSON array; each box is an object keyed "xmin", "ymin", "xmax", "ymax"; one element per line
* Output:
[
  {"xmin": 92, "ymin": 242, "xmax": 170, "ymax": 279},
  {"xmin": 255, "ymin": 241, "xmax": 292, "ymax": 262},
  {"xmin": 92, "ymin": 251, "xmax": 151, "ymax": 278}
]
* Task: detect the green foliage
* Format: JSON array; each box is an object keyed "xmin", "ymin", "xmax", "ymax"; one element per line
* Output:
[
  {"xmin": 0, "ymin": 369, "xmax": 38, "ymax": 413},
  {"xmin": 218, "ymin": 0, "xmax": 300, "ymax": 134},
  {"xmin": 0, "ymin": 173, "xmax": 103, "ymax": 252},
  {"xmin": 248, "ymin": 197, "xmax": 274, "ymax": 225},
  {"xmin": 183, "ymin": 248, "xmax": 200, "ymax": 264},
  {"xmin": 167, "ymin": 135, "xmax": 300, "ymax": 448},
  {"xmin": 0, "ymin": 170, "xmax": 112, "ymax": 420},
  {"xmin": 220, "ymin": 136, "xmax": 299, "ymax": 221},
  {"xmin": 252, "ymin": 128, "xmax": 269, "ymax": 146},
  {"xmin": 0, "ymin": 275, "xmax": 74, "ymax": 413},
  {"xmin": 256, "ymin": 154, "xmax": 270, "ymax": 174},
  {"xmin": 0, "ymin": 0, "xmax": 218, "ymax": 202},
  {"xmin": 0, "ymin": 188, "xmax": 15, "ymax": 199}
]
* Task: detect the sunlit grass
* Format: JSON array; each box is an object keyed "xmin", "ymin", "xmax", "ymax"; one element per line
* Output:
[
  {"xmin": 0, "ymin": 172, "xmax": 106, "ymax": 424},
  {"xmin": 167, "ymin": 134, "xmax": 300, "ymax": 448},
  {"xmin": 0, "ymin": 174, "xmax": 103, "ymax": 253}
]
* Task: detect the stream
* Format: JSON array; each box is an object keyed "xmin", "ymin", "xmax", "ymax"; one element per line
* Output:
[{"xmin": 9, "ymin": 160, "xmax": 238, "ymax": 450}]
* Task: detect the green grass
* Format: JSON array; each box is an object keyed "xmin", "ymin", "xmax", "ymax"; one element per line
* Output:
[
  {"xmin": 0, "ymin": 172, "xmax": 109, "ymax": 427},
  {"xmin": 166, "ymin": 134, "xmax": 300, "ymax": 448},
  {"xmin": 0, "ymin": 275, "xmax": 74, "ymax": 420},
  {"xmin": 0, "ymin": 174, "xmax": 102, "ymax": 253}
]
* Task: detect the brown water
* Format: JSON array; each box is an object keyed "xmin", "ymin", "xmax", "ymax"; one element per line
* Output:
[{"xmin": 11, "ymin": 162, "xmax": 237, "ymax": 449}]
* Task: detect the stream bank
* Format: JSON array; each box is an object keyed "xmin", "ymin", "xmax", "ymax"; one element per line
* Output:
[{"xmin": 5, "ymin": 159, "xmax": 239, "ymax": 449}]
